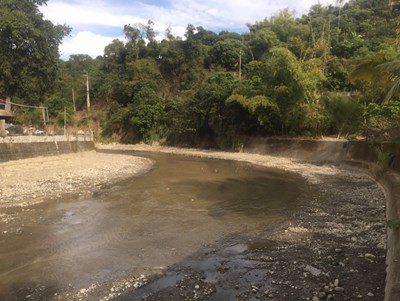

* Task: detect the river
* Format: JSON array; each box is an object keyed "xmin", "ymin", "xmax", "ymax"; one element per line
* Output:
[{"xmin": 0, "ymin": 151, "xmax": 311, "ymax": 300}]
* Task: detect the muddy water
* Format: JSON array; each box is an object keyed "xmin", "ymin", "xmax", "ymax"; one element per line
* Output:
[{"xmin": 0, "ymin": 152, "xmax": 310, "ymax": 299}]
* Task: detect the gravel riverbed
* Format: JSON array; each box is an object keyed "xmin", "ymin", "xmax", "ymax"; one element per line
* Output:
[
  {"xmin": 0, "ymin": 150, "xmax": 153, "ymax": 210},
  {"xmin": 0, "ymin": 144, "xmax": 387, "ymax": 300}
]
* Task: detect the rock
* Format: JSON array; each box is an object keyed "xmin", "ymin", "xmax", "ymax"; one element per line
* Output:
[
  {"xmin": 194, "ymin": 284, "xmax": 200, "ymax": 290},
  {"xmin": 365, "ymin": 253, "xmax": 376, "ymax": 259},
  {"xmin": 334, "ymin": 279, "xmax": 340, "ymax": 287},
  {"xmin": 327, "ymin": 294, "xmax": 334, "ymax": 300},
  {"xmin": 367, "ymin": 292, "xmax": 375, "ymax": 297},
  {"xmin": 335, "ymin": 248, "xmax": 343, "ymax": 253},
  {"xmin": 318, "ymin": 291, "xmax": 327, "ymax": 299},
  {"xmin": 334, "ymin": 286, "xmax": 345, "ymax": 292},
  {"xmin": 357, "ymin": 294, "xmax": 363, "ymax": 299},
  {"xmin": 312, "ymin": 296, "xmax": 320, "ymax": 301},
  {"xmin": 304, "ymin": 265, "xmax": 322, "ymax": 276}
]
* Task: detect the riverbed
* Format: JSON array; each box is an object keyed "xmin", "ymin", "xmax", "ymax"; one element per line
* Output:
[{"xmin": 0, "ymin": 145, "xmax": 387, "ymax": 300}]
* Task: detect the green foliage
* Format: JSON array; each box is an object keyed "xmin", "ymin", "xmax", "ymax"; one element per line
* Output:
[
  {"xmin": 45, "ymin": 95, "xmax": 73, "ymax": 117},
  {"xmin": 322, "ymin": 92, "xmax": 363, "ymax": 137},
  {"xmin": 226, "ymin": 94, "xmax": 280, "ymax": 131},
  {"xmin": 366, "ymin": 101, "xmax": 400, "ymax": 126},
  {"xmin": 13, "ymin": 107, "xmax": 42, "ymax": 127},
  {"xmin": 374, "ymin": 145, "xmax": 394, "ymax": 169},
  {"xmin": 365, "ymin": 101, "xmax": 400, "ymax": 141},
  {"xmin": 0, "ymin": 0, "xmax": 70, "ymax": 102},
  {"xmin": 102, "ymin": 81, "xmax": 163, "ymax": 143},
  {"xmin": 130, "ymin": 81, "xmax": 163, "ymax": 142},
  {"xmin": 209, "ymin": 39, "xmax": 251, "ymax": 70},
  {"xmin": 387, "ymin": 219, "xmax": 400, "ymax": 229},
  {"xmin": 35, "ymin": 0, "xmax": 400, "ymax": 145}
]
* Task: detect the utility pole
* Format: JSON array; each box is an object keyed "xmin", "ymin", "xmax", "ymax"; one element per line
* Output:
[
  {"xmin": 72, "ymin": 88, "xmax": 76, "ymax": 112},
  {"xmin": 64, "ymin": 107, "xmax": 67, "ymax": 136},
  {"xmin": 41, "ymin": 106, "xmax": 46, "ymax": 126},
  {"xmin": 239, "ymin": 49, "xmax": 243, "ymax": 80},
  {"xmin": 83, "ymin": 71, "xmax": 91, "ymax": 112}
]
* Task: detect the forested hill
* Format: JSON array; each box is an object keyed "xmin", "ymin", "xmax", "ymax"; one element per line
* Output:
[{"xmin": 2, "ymin": 0, "xmax": 400, "ymax": 147}]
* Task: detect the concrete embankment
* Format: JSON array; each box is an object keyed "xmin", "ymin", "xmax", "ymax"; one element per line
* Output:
[
  {"xmin": 242, "ymin": 137, "xmax": 400, "ymax": 301},
  {"xmin": 379, "ymin": 171, "xmax": 400, "ymax": 301},
  {"xmin": 242, "ymin": 137, "xmax": 400, "ymax": 170},
  {"xmin": 0, "ymin": 140, "xmax": 95, "ymax": 162}
]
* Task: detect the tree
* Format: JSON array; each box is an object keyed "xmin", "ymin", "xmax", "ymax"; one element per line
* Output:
[
  {"xmin": 375, "ymin": 60, "xmax": 400, "ymax": 101},
  {"xmin": 102, "ymin": 80, "xmax": 163, "ymax": 143},
  {"xmin": 185, "ymin": 72, "xmax": 236, "ymax": 146},
  {"xmin": 246, "ymin": 29, "xmax": 279, "ymax": 60},
  {"xmin": 349, "ymin": 44, "xmax": 400, "ymax": 103},
  {"xmin": 0, "ymin": 0, "xmax": 70, "ymax": 103},
  {"xmin": 226, "ymin": 94, "xmax": 280, "ymax": 133},
  {"xmin": 209, "ymin": 39, "xmax": 250, "ymax": 70},
  {"xmin": 322, "ymin": 92, "xmax": 363, "ymax": 137}
]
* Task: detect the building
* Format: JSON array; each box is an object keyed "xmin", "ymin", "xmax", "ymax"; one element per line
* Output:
[
  {"xmin": 0, "ymin": 97, "xmax": 14, "ymax": 137},
  {"xmin": 0, "ymin": 97, "xmax": 13, "ymax": 118}
]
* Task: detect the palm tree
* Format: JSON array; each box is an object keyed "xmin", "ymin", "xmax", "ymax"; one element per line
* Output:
[
  {"xmin": 376, "ymin": 60, "xmax": 400, "ymax": 101},
  {"xmin": 350, "ymin": 60, "xmax": 400, "ymax": 102}
]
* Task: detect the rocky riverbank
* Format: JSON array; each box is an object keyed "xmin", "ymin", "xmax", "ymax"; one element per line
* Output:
[
  {"xmin": 0, "ymin": 144, "xmax": 387, "ymax": 300},
  {"xmin": 96, "ymin": 144, "xmax": 387, "ymax": 301},
  {"xmin": 0, "ymin": 150, "xmax": 153, "ymax": 212}
]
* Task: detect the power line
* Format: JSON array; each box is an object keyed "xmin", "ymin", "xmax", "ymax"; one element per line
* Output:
[
  {"xmin": 9, "ymin": 102, "xmax": 45, "ymax": 110},
  {"xmin": 9, "ymin": 101, "xmax": 49, "ymax": 125}
]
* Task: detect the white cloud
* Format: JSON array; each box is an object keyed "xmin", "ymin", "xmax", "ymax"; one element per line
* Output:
[
  {"xmin": 59, "ymin": 31, "xmax": 121, "ymax": 59},
  {"xmin": 41, "ymin": 0, "xmax": 341, "ymax": 59}
]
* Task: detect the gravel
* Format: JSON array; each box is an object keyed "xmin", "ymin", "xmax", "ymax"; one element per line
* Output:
[
  {"xmin": 0, "ymin": 150, "xmax": 153, "ymax": 211},
  {"xmin": 0, "ymin": 144, "xmax": 388, "ymax": 300}
]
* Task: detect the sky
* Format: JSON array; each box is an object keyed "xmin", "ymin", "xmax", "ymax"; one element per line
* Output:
[{"xmin": 40, "ymin": 0, "xmax": 341, "ymax": 59}]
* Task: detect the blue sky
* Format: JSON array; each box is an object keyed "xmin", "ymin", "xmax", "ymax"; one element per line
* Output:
[{"xmin": 40, "ymin": 0, "xmax": 341, "ymax": 59}]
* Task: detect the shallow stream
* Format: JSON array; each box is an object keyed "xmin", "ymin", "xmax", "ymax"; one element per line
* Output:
[{"xmin": 0, "ymin": 152, "xmax": 311, "ymax": 300}]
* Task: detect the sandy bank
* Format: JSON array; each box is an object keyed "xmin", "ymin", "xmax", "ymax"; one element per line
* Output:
[
  {"xmin": 98, "ymin": 143, "xmax": 369, "ymax": 185},
  {"xmin": 0, "ymin": 150, "xmax": 153, "ymax": 209}
]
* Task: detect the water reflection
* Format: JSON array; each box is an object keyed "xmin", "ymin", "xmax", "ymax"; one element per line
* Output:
[{"xmin": 0, "ymin": 152, "xmax": 310, "ymax": 299}]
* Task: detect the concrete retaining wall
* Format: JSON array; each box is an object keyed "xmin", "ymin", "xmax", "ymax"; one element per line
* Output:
[
  {"xmin": 242, "ymin": 137, "xmax": 400, "ymax": 301},
  {"xmin": 379, "ymin": 172, "xmax": 400, "ymax": 301},
  {"xmin": 0, "ymin": 141, "xmax": 95, "ymax": 162},
  {"xmin": 242, "ymin": 137, "xmax": 400, "ymax": 171}
]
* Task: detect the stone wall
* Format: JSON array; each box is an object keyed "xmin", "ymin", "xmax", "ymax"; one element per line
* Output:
[{"xmin": 0, "ymin": 140, "xmax": 95, "ymax": 162}]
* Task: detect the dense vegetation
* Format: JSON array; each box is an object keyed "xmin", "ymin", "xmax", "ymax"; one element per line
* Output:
[{"xmin": 1, "ymin": 0, "xmax": 400, "ymax": 147}]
